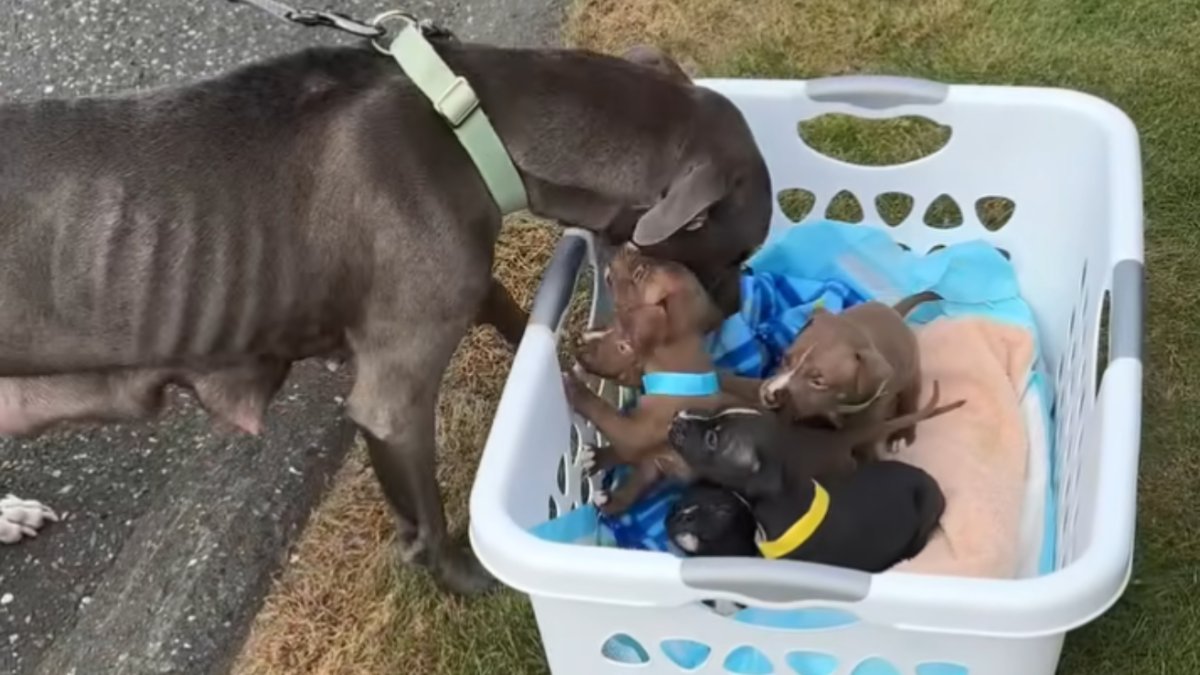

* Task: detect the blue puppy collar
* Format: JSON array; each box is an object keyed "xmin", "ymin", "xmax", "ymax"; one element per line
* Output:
[{"xmin": 641, "ymin": 372, "xmax": 720, "ymax": 397}]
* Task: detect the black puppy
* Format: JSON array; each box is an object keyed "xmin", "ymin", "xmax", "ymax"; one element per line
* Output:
[
  {"xmin": 666, "ymin": 403, "xmax": 949, "ymax": 571},
  {"xmin": 666, "ymin": 482, "xmax": 757, "ymax": 557}
]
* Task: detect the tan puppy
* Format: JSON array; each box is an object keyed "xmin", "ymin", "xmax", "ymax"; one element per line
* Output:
[
  {"xmin": 760, "ymin": 291, "xmax": 941, "ymax": 463},
  {"xmin": 565, "ymin": 246, "xmax": 742, "ymax": 515}
]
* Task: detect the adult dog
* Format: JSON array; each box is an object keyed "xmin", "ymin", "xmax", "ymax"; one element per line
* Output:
[{"xmin": 0, "ymin": 36, "xmax": 771, "ymax": 594}]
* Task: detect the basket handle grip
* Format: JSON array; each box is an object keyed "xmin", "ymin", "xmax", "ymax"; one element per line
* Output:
[
  {"xmin": 806, "ymin": 75, "xmax": 949, "ymax": 109},
  {"xmin": 681, "ymin": 557, "xmax": 870, "ymax": 604},
  {"xmin": 1109, "ymin": 259, "xmax": 1145, "ymax": 362}
]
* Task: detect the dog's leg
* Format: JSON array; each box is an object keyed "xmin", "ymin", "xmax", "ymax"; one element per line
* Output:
[
  {"xmin": 475, "ymin": 277, "xmax": 527, "ymax": 347},
  {"xmin": 348, "ymin": 311, "xmax": 493, "ymax": 596},
  {"xmin": 563, "ymin": 371, "xmax": 660, "ymax": 459},
  {"xmin": 596, "ymin": 460, "xmax": 662, "ymax": 516},
  {"xmin": 718, "ymin": 372, "xmax": 766, "ymax": 407},
  {"xmin": 0, "ymin": 370, "xmax": 174, "ymax": 437}
]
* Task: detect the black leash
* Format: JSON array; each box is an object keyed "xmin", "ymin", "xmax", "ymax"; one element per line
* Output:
[
  {"xmin": 227, "ymin": 0, "xmax": 384, "ymax": 37},
  {"xmin": 225, "ymin": 0, "xmax": 454, "ymax": 41}
]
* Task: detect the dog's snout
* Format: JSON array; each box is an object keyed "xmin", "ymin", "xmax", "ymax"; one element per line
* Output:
[{"xmin": 760, "ymin": 377, "xmax": 789, "ymax": 408}]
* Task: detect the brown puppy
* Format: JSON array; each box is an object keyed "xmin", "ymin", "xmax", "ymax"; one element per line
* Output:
[
  {"xmin": 760, "ymin": 291, "xmax": 941, "ymax": 463},
  {"xmin": 564, "ymin": 247, "xmax": 742, "ymax": 515}
]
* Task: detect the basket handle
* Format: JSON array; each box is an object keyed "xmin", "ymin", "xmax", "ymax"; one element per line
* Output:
[
  {"xmin": 529, "ymin": 233, "xmax": 589, "ymax": 330},
  {"xmin": 681, "ymin": 557, "xmax": 870, "ymax": 604},
  {"xmin": 806, "ymin": 75, "xmax": 949, "ymax": 109},
  {"xmin": 1110, "ymin": 259, "xmax": 1145, "ymax": 362}
]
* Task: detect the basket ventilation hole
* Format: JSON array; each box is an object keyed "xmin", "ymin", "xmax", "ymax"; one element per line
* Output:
[
  {"xmin": 875, "ymin": 192, "xmax": 914, "ymax": 226},
  {"xmin": 1096, "ymin": 289, "xmax": 1112, "ymax": 395},
  {"xmin": 569, "ymin": 424, "xmax": 582, "ymax": 463},
  {"xmin": 897, "ymin": 242, "xmax": 912, "ymax": 252},
  {"xmin": 778, "ymin": 188, "xmax": 816, "ymax": 222},
  {"xmin": 580, "ymin": 475, "xmax": 592, "ymax": 504},
  {"xmin": 785, "ymin": 651, "xmax": 838, "ymax": 675},
  {"xmin": 601, "ymin": 633, "xmax": 650, "ymax": 665},
  {"xmin": 916, "ymin": 664, "xmax": 970, "ymax": 675},
  {"xmin": 994, "ymin": 246, "xmax": 1011, "ymax": 260},
  {"xmin": 797, "ymin": 114, "xmax": 951, "ymax": 166},
  {"xmin": 546, "ymin": 497, "xmax": 558, "ymax": 519},
  {"xmin": 556, "ymin": 454, "xmax": 568, "ymax": 494},
  {"xmin": 927, "ymin": 244, "xmax": 946, "ymax": 256},
  {"xmin": 850, "ymin": 658, "xmax": 901, "ymax": 675},
  {"xmin": 661, "ymin": 640, "xmax": 712, "ymax": 670},
  {"xmin": 732, "ymin": 606, "xmax": 859, "ymax": 630},
  {"xmin": 975, "ymin": 196, "xmax": 1016, "ymax": 231},
  {"xmin": 724, "ymin": 646, "xmax": 774, "ymax": 674},
  {"xmin": 923, "ymin": 194, "xmax": 963, "ymax": 229},
  {"xmin": 826, "ymin": 190, "xmax": 864, "ymax": 223}
]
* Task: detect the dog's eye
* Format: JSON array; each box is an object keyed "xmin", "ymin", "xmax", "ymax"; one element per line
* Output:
[
  {"xmin": 704, "ymin": 429, "xmax": 718, "ymax": 449},
  {"xmin": 809, "ymin": 373, "xmax": 827, "ymax": 389},
  {"xmin": 617, "ymin": 341, "xmax": 632, "ymax": 355}
]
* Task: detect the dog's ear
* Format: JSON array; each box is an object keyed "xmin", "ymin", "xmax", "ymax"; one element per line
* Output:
[
  {"xmin": 854, "ymin": 348, "xmax": 894, "ymax": 399},
  {"xmin": 632, "ymin": 161, "xmax": 726, "ymax": 247},
  {"xmin": 621, "ymin": 44, "xmax": 691, "ymax": 83}
]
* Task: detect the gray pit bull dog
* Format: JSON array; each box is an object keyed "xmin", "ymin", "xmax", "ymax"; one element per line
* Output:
[{"xmin": 0, "ymin": 37, "xmax": 772, "ymax": 594}]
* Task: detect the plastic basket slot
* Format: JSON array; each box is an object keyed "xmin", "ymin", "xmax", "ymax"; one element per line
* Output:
[{"xmin": 778, "ymin": 188, "xmax": 817, "ymax": 222}]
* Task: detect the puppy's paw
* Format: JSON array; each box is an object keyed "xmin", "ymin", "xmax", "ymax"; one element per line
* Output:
[
  {"xmin": 561, "ymin": 369, "xmax": 592, "ymax": 410},
  {"xmin": 0, "ymin": 495, "xmax": 59, "ymax": 545},
  {"xmin": 591, "ymin": 488, "xmax": 610, "ymax": 508},
  {"xmin": 579, "ymin": 444, "xmax": 598, "ymax": 472}
]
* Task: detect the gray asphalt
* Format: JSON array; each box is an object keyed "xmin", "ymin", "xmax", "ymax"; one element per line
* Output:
[{"xmin": 0, "ymin": 1, "xmax": 566, "ymax": 673}]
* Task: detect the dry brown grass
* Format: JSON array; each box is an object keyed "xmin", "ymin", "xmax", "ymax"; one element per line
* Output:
[
  {"xmin": 233, "ymin": 217, "xmax": 562, "ymax": 675},
  {"xmin": 566, "ymin": 0, "xmax": 975, "ymax": 77}
]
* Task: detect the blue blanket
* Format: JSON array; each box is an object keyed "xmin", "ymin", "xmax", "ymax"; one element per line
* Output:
[{"xmin": 565, "ymin": 220, "xmax": 1049, "ymax": 555}]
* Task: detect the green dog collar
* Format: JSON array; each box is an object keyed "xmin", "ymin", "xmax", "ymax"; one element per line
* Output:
[{"xmin": 383, "ymin": 19, "xmax": 529, "ymax": 215}]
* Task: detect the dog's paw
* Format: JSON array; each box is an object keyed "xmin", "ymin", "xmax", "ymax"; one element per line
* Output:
[
  {"xmin": 591, "ymin": 488, "xmax": 610, "ymax": 508},
  {"xmin": 579, "ymin": 444, "xmax": 598, "ymax": 472},
  {"xmin": 0, "ymin": 495, "xmax": 58, "ymax": 545}
]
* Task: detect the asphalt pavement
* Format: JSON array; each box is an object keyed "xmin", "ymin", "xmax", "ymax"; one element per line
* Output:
[{"xmin": 0, "ymin": 1, "xmax": 566, "ymax": 673}]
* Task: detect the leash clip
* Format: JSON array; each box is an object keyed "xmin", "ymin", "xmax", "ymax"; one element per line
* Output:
[
  {"xmin": 287, "ymin": 8, "xmax": 385, "ymax": 38},
  {"xmin": 368, "ymin": 10, "xmax": 456, "ymax": 54}
]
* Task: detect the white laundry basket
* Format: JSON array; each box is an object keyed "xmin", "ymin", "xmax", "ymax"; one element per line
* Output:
[{"xmin": 469, "ymin": 75, "xmax": 1144, "ymax": 675}]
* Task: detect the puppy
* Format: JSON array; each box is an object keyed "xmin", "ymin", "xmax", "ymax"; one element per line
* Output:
[
  {"xmin": 666, "ymin": 388, "xmax": 956, "ymax": 569},
  {"xmin": 760, "ymin": 291, "xmax": 941, "ymax": 462},
  {"xmin": 564, "ymin": 246, "xmax": 742, "ymax": 515},
  {"xmin": 666, "ymin": 482, "xmax": 757, "ymax": 557}
]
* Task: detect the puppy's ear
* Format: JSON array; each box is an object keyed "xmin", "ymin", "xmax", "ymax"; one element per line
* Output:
[
  {"xmin": 622, "ymin": 303, "xmax": 669, "ymax": 353},
  {"xmin": 854, "ymin": 348, "xmax": 894, "ymax": 399},
  {"xmin": 621, "ymin": 44, "xmax": 691, "ymax": 83},
  {"xmin": 633, "ymin": 161, "xmax": 726, "ymax": 247}
]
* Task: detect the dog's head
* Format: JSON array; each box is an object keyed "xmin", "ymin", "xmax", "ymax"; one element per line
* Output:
[
  {"xmin": 667, "ymin": 407, "xmax": 783, "ymax": 497},
  {"xmin": 665, "ymin": 483, "xmax": 757, "ymax": 557},
  {"xmin": 618, "ymin": 46, "xmax": 773, "ymax": 318},
  {"xmin": 759, "ymin": 309, "xmax": 894, "ymax": 422},
  {"xmin": 606, "ymin": 243, "xmax": 724, "ymax": 337},
  {"xmin": 574, "ymin": 321, "xmax": 647, "ymax": 387}
]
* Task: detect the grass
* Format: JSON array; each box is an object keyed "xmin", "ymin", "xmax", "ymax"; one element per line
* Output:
[{"xmin": 237, "ymin": 0, "xmax": 1199, "ymax": 672}]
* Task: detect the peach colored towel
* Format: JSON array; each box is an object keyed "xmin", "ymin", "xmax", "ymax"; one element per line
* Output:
[{"xmin": 888, "ymin": 316, "xmax": 1035, "ymax": 579}]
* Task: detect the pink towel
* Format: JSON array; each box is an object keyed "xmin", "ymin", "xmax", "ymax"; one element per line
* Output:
[{"xmin": 888, "ymin": 317, "xmax": 1034, "ymax": 579}]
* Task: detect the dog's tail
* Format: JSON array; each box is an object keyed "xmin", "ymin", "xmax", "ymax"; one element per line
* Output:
[
  {"xmin": 847, "ymin": 381, "xmax": 965, "ymax": 447},
  {"xmin": 892, "ymin": 290, "xmax": 942, "ymax": 318}
]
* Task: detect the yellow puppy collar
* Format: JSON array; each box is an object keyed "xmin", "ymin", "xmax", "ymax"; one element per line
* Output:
[{"xmin": 755, "ymin": 481, "xmax": 830, "ymax": 560}]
